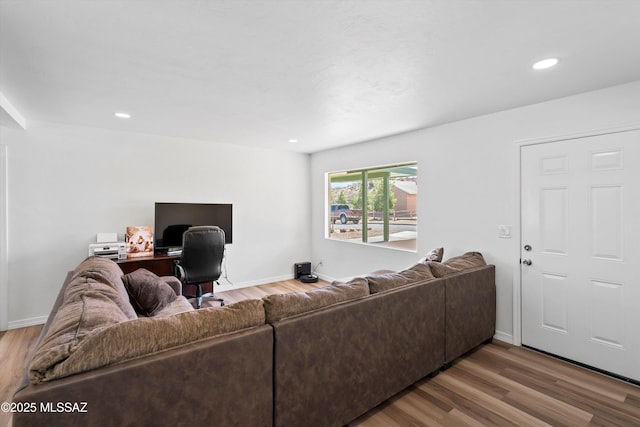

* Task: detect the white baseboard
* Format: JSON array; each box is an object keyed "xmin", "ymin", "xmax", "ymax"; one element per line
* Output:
[
  {"xmin": 8, "ymin": 315, "xmax": 48, "ymax": 330},
  {"xmin": 493, "ymin": 330, "xmax": 514, "ymax": 344},
  {"xmin": 215, "ymin": 274, "xmax": 295, "ymax": 291}
]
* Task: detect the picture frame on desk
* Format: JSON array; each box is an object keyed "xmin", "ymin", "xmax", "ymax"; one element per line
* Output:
[{"xmin": 125, "ymin": 226, "xmax": 154, "ymax": 258}]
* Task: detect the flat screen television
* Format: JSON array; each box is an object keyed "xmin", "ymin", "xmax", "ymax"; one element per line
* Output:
[{"xmin": 154, "ymin": 202, "xmax": 233, "ymax": 252}]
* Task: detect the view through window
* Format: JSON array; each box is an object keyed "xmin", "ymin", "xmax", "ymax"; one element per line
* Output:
[{"xmin": 327, "ymin": 162, "xmax": 417, "ymax": 251}]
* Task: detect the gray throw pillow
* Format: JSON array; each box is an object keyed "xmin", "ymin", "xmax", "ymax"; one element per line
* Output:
[{"xmin": 123, "ymin": 268, "xmax": 177, "ymax": 316}]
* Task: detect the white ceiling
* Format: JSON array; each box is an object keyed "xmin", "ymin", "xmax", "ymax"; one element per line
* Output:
[{"xmin": 1, "ymin": 0, "xmax": 640, "ymax": 153}]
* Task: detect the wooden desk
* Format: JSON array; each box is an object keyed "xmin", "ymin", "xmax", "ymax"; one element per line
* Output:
[
  {"xmin": 116, "ymin": 254, "xmax": 180, "ymax": 276},
  {"xmin": 116, "ymin": 254, "xmax": 214, "ymax": 294}
]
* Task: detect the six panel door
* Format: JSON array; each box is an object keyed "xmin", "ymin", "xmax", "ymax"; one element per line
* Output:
[{"xmin": 521, "ymin": 130, "xmax": 640, "ymax": 381}]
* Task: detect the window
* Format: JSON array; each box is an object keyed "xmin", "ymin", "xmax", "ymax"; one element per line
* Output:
[{"xmin": 327, "ymin": 162, "xmax": 417, "ymax": 251}]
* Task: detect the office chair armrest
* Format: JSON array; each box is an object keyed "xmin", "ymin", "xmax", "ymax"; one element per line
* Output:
[{"xmin": 174, "ymin": 261, "xmax": 186, "ymax": 282}]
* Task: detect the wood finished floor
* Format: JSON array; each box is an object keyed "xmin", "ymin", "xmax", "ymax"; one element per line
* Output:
[{"xmin": 2, "ymin": 279, "xmax": 639, "ymax": 426}]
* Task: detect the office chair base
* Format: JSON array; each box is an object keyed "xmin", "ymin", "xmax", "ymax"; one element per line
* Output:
[
  {"xmin": 182, "ymin": 281, "xmax": 225, "ymax": 309},
  {"xmin": 184, "ymin": 293, "xmax": 225, "ymax": 309},
  {"xmin": 195, "ymin": 293, "xmax": 225, "ymax": 309}
]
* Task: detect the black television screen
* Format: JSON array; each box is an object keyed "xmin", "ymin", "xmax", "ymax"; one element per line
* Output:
[{"xmin": 154, "ymin": 202, "xmax": 233, "ymax": 251}]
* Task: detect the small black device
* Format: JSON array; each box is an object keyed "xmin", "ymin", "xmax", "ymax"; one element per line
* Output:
[
  {"xmin": 295, "ymin": 262, "xmax": 318, "ymax": 283},
  {"xmin": 300, "ymin": 274, "xmax": 318, "ymax": 283},
  {"xmin": 294, "ymin": 262, "xmax": 311, "ymax": 279}
]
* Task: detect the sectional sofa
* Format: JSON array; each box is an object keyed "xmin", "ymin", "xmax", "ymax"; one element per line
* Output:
[{"xmin": 13, "ymin": 252, "xmax": 495, "ymax": 426}]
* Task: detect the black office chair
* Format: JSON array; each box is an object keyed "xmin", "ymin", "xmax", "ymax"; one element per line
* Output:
[{"xmin": 174, "ymin": 226, "xmax": 225, "ymax": 309}]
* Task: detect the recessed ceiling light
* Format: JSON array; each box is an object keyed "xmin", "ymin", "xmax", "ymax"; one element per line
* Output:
[
  {"xmin": 114, "ymin": 112, "xmax": 131, "ymax": 119},
  {"xmin": 532, "ymin": 58, "xmax": 559, "ymax": 70},
  {"xmin": 288, "ymin": 139, "xmax": 298, "ymax": 143}
]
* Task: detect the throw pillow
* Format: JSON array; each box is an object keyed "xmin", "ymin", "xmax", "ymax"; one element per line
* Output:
[
  {"xmin": 123, "ymin": 268, "xmax": 177, "ymax": 316},
  {"xmin": 420, "ymin": 247, "xmax": 444, "ymax": 263}
]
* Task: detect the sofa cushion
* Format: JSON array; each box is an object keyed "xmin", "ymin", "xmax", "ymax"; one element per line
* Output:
[
  {"xmin": 68, "ymin": 256, "xmax": 138, "ymax": 320},
  {"xmin": 29, "ymin": 289, "xmax": 132, "ymax": 383},
  {"xmin": 123, "ymin": 268, "xmax": 177, "ymax": 316},
  {"xmin": 29, "ymin": 299, "xmax": 265, "ymax": 384},
  {"xmin": 443, "ymin": 251, "xmax": 487, "ymax": 270},
  {"xmin": 152, "ymin": 296, "xmax": 195, "ymax": 317},
  {"xmin": 429, "ymin": 252, "xmax": 487, "ymax": 277},
  {"xmin": 427, "ymin": 262, "xmax": 461, "ymax": 278},
  {"xmin": 263, "ymin": 278, "xmax": 369, "ymax": 323},
  {"xmin": 367, "ymin": 262, "xmax": 435, "ymax": 294}
]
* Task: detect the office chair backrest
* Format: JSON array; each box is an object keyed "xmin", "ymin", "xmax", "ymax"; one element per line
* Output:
[{"xmin": 179, "ymin": 226, "xmax": 225, "ymax": 285}]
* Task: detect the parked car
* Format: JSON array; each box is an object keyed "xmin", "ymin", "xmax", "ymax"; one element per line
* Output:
[{"xmin": 331, "ymin": 204, "xmax": 361, "ymax": 224}]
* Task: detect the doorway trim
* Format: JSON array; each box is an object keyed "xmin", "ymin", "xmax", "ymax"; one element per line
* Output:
[
  {"xmin": 512, "ymin": 121, "xmax": 640, "ymax": 347},
  {"xmin": 0, "ymin": 145, "xmax": 8, "ymax": 331}
]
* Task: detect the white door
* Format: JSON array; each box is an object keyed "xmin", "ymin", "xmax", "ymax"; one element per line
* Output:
[{"xmin": 521, "ymin": 130, "xmax": 640, "ymax": 381}]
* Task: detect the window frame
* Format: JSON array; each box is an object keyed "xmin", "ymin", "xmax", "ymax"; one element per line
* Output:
[{"xmin": 326, "ymin": 161, "xmax": 417, "ymax": 251}]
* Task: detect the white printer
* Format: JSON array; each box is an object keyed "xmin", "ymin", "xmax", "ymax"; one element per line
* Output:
[
  {"xmin": 88, "ymin": 242, "xmax": 127, "ymax": 260},
  {"xmin": 88, "ymin": 233, "xmax": 127, "ymax": 260}
]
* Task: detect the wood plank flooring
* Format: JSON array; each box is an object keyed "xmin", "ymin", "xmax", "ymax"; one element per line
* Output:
[
  {"xmin": 0, "ymin": 324, "xmax": 43, "ymax": 427},
  {"xmin": 2, "ymin": 279, "xmax": 639, "ymax": 426},
  {"xmin": 349, "ymin": 340, "xmax": 640, "ymax": 426}
]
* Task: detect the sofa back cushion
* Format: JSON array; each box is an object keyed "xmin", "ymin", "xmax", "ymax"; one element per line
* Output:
[
  {"xmin": 69, "ymin": 256, "xmax": 137, "ymax": 319},
  {"xmin": 429, "ymin": 251, "xmax": 487, "ymax": 278},
  {"xmin": 29, "ymin": 285, "xmax": 132, "ymax": 383},
  {"xmin": 29, "ymin": 299, "xmax": 265, "ymax": 384},
  {"xmin": 366, "ymin": 262, "xmax": 435, "ymax": 294},
  {"xmin": 263, "ymin": 278, "xmax": 369, "ymax": 323},
  {"xmin": 443, "ymin": 251, "xmax": 487, "ymax": 270}
]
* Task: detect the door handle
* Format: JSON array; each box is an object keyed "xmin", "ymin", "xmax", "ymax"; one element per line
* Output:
[{"xmin": 522, "ymin": 259, "xmax": 532, "ymax": 266}]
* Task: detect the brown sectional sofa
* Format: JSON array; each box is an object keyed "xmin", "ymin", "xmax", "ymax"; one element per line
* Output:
[
  {"xmin": 13, "ymin": 257, "xmax": 273, "ymax": 427},
  {"xmin": 13, "ymin": 252, "xmax": 495, "ymax": 427},
  {"xmin": 268, "ymin": 273, "xmax": 445, "ymax": 426}
]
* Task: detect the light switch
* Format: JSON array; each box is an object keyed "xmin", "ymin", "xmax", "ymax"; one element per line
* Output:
[{"xmin": 498, "ymin": 225, "xmax": 512, "ymax": 239}]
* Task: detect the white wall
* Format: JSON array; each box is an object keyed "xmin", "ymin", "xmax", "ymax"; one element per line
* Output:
[
  {"xmin": 310, "ymin": 80, "xmax": 640, "ymax": 343},
  {"xmin": 2, "ymin": 121, "xmax": 311, "ymax": 328},
  {"xmin": 0, "ymin": 145, "xmax": 7, "ymax": 331},
  {"xmin": 3, "ymin": 80, "xmax": 640, "ymax": 332}
]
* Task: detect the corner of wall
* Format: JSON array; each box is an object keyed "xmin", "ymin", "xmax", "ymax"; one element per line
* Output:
[{"xmin": 0, "ymin": 144, "xmax": 8, "ymax": 331}]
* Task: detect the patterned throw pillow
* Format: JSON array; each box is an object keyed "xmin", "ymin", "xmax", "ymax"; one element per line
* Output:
[{"xmin": 420, "ymin": 247, "xmax": 444, "ymax": 263}]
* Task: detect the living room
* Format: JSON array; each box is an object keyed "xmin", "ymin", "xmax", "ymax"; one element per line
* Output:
[{"xmin": 1, "ymin": 1, "xmax": 640, "ymax": 425}]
